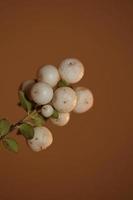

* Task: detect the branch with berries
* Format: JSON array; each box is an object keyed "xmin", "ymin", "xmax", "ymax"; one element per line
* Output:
[{"xmin": 0, "ymin": 58, "xmax": 94, "ymax": 153}]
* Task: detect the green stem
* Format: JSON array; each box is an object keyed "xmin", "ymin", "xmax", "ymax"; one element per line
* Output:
[
  {"xmin": 10, "ymin": 120, "xmax": 23, "ymax": 131},
  {"xmin": 0, "ymin": 109, "xmax": 44, "ymax": 141},
  {"xmin": 5, "ymin": 111, "xmax": 35, "ymax": 136},
  {"xmin": 11, "ymin": 110, "xmax": 39, "ymax": 130}
]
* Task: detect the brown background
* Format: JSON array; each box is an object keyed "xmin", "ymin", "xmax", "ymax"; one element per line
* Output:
[{"xmin": 0, "ymin": 1, "xmax": 132, "ymax": 200}]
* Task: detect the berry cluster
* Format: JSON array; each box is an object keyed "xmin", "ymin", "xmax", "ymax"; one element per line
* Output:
[{"xmin": 0, "ymin": 58, "xmax": 94, "ymax": 153}]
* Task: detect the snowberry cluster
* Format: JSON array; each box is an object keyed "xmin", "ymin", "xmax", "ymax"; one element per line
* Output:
[{"xmin": 0, "ymin": 58, "xmax": 94, "ymax": 153}]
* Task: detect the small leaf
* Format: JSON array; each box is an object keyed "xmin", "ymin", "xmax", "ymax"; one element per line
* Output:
[
  {"xmin": 51, "ymin": 110, "xmax": 59, "ymax": 119},
  {"xmin": 31, "ymin": 112, "xmax": 45, "ymax": 127},
  {"xmin": 58, "ymin": 80, "xmax": 69, "ymax": 87},
  {"xmin": 0, "ymin": 119, "xmax": 11, "ymax": 137},
  {"xmin": 18, "ymin": 91, "xmax": 32, "ymax": 112},
  {"xmin": 2, "ymin": 138, "xmax": 19, "ymax": 153},
  {"xmin": 19, "ymin": 123, "xmax": 34, "ymax": 139}
]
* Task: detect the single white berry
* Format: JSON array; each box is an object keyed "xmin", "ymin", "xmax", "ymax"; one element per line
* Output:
[
  {"xmin": 31, "ymin": 82, "xmax": 53, "ymax": 105},
  {"xmin": 41, "ymin": 105, "xmax": 54, "ymax": 118},
  {"xmin": 59, "ymin": 58, "xmax": 84, "ymax": 84},
  {"xmin": 28, "ymin": 127, "xmax": 53, "ymax": 152},
  {"xmin": 73, "ymin": 87, "xmax": 94, "ymax": 113},
  {"xmin": 37, "ymin": 65, "xmax": 60, "ymax": 87},
  {"xmin": 21, "ymin": 80, "xmax": 35, "ymax": 91},
  {"xmin": 20, "ymin": 80, "xmax": 35, "ymax": 100},
  {"xmin": 52, "ymin": 87, "xmax": 77, "ymax": 112},
  {"xmin": 50, "ymin": 112, "xmax": 70, "ymax": 126}
]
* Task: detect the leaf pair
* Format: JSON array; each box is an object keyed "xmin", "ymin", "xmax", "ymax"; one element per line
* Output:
[
  {"xmin": 0, "ymin": 119, "xmax": 19, "ymax": 153},
  {"xmin": 1, "ymin": 122, "xmax": 35, "ymax": 153}
]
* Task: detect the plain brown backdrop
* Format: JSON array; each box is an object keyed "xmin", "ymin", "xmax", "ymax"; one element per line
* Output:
[{"xmin": 0, "ymin": 1, "xmax": 132, "ymax": 200}]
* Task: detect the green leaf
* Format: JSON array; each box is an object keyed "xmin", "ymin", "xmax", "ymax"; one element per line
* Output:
[
  {"xmin": 19, "ymin": 123, "xmax": 34, "ymax": 139},
  {"xmin": 58, "ymin": 80, "xmax": 69, "ymax": 87},
  {"xmin": 2, "ymin": 138, "xmax": 19, "ymax": 153},
  {"xmin": 31, "ymin": 113, "xmax": 45, "ymax": 126},
  {"xmin": 0, "ymin": 119, "xmax": 11, "ymax": 137},
  {"xmin": 51, "ymin": 110, "xmax": 59, "ymax": 119},
  {"xmin": 18, "ymin": 91, "xmax": 32, "ymax": 112}
]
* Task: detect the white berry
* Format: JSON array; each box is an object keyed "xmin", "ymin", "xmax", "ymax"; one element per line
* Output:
[
  {"xmin": 50, "ymin": 112, "xmax": 70, "ymax": 126},
  {"xmin": 20, "ymin": 80, "xmax": 35, "ymax": 100},
  {"xmin": 28, "ymin": 127, "xmax": 53, "ymax": 152},
  {"xmin": 31, "ymin": 82, "xmax": 53, "ymax": 105},
  {"xmin": 41, "ymin": 105, "xmax": 54, "ymax": 118},
  {"xmin": 52, "ymin": 87, "xmax": 77, "ymax": 112},
  {"xmin": 37, "ymin": 65, "xmax": 60, "ymax": 87},
  {"xmin": 73, "ymin": 87, "xmax": 94, "ymax": 113},
  {"xmin": 59, "ymin": 58, "xmax": 84, "ymax": 84}
]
